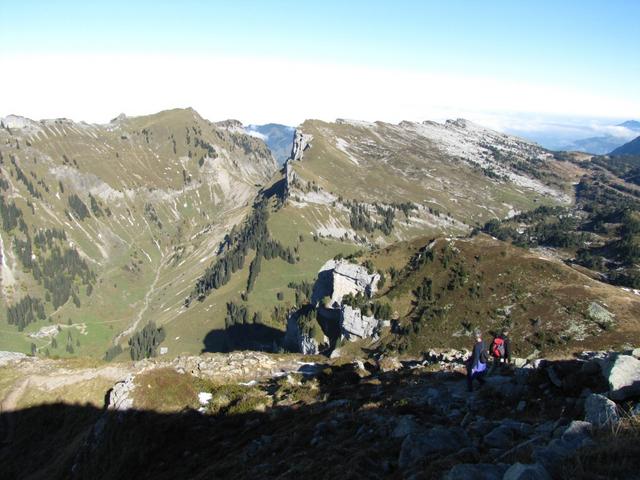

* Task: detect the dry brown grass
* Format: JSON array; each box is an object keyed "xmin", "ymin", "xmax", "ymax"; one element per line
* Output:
[{"xmin": 562, "ymin": 415, "xmax": 640, "ymax": 480}]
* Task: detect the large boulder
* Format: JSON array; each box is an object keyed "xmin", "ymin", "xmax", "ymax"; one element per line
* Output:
[
  {"xmin": 313, "ymin": 259, "xmax": 380, "ymax": 306},
  {"xmin": 602, "ymin": 355, "xmax": 640, "ymax": 400},
  {"xmin": 503, "ymin": 463, "xmax": 551, "ymax": 480},
  {"xmin": 398, "ymin": 426, "xmax": 470, "ymax": 469},
  {"xmin": 484, "ymin": 420, "xmax": 534, "ymax": 449},
  {"xmin": 533, "ymin": 421, "xmax": 593, "ymax": 474},
  {"xmin": 107, "ymin": 374, "xmax": 136, "ymax": 410},
  {"xmin": 584, "ymin": 393, "xmax": 620, "ymax": 427},
  {"xmin": 484, "ymin": 425, "xmax": 516, "ymax": 449},
  {"xmin": 340, "ymin": 305, "xmax": 381, "ymax": 341}
]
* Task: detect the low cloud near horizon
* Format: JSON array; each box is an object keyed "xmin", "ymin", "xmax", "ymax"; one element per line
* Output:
[{"xmin": 0, "ymin": 53, "xmax": 638, "ymax": 132}]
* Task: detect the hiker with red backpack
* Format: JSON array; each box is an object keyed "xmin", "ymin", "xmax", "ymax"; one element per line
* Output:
[
  {"xmin": 466, "ymin": 328, "xmax": 489, "ymax": 392},
  {"xmin": 489, "ymin": 327, "xmax": 511, "ymax": 373}
]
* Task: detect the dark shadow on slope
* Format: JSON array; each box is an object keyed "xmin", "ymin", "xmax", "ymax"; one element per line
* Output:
[
  {"xmin": 1, "ymin": 360, "xmax": 635, "ymax": 480},
  {"xmin": 260, "ymin": 176, "xmax": 287, "ymax": 202},
  {"xmin": 202, "ymin": 323, "xmax": 284, "ymax": 353}
]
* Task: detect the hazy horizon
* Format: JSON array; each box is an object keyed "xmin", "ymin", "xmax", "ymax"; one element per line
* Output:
[{"xmin": 1, "ymin": 1, "xmax": 638, "ymax": 139}]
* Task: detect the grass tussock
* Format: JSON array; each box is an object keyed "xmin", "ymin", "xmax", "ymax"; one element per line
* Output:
[{"xmin": 562, "ymin": 415, "xmax": 640, "ymax": 480}]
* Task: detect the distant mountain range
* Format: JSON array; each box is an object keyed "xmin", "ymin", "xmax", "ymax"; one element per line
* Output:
[
  {"xmin": 611, "ymin": 134, "xmax": 640, "ymax": 156},
  {"xmin": 509, "ymin": 119, "xmax": 640, "ymax": 155},
  {"xmin": 553, "ymin": 120, "xmax": 640, "ymax": 155},
  {"xmin": 245, "ymin": 123, "xmax": 295, "ymax": 165}
]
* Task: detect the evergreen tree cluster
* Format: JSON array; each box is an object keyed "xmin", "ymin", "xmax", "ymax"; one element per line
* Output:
[
  {"xmin": 296, "ymin": 306, "xmax": 322, "ymax": 341},
  {"xmin": 480, "ymin": 177, "xmax": 640, "ymax": 288},
  {"xmin": 349, "ymin": 202, "xmax": 375, "ymax": 233},
  {"xmin": 391, "ymin": 202, "xmax": 418, "ymax": 219},
  {"xmin": 89, "ymin": 193, "xmax": 103, "ymax": 217},
  {"xmin": 374, "ymin": 205, "xmax": 395, "ymax": 235},
  {"xmin": 482, "ymin": 206, "xmax": 589, "ymax": 249},
  {"xmin": 104, "ymin": 344, "xmax": 123, "ymax": 361},
  {"xmin": 10, "ymin": 156, "xmax": 42, "ymax": 199},
  {"xmin": 6, "ymin": 295, "xmax": 46, "ymax": 331},
  {"xmin": 129, "ymin": 322, "xmax": 166, "ymax": 360},
  {"xmin": 590, "ymin": 154, "xmax": 640, "ymax": 186},
  {"xmin": 68, "ymin": 194, "xmax": 90, "ymax": 220},
  {"xmin": 192, "ymin": 201, "xmax": 295, "ymax": 301},
  {"xmin": 225, "ymin": 301, "xmax": 250, "ymax": 328},
  {"xmin": 246, "ymin": 255, "xmax": 261, "ymax": 293},
  {"xmin": 349, "ymin": 200, "xmax": 400, "ymax": 236},
  {"xmin": 194, "ymin": 137, "xmax": 217, "ymax": 158},
  {"xmin": 144, "ymin": 203, "xmax": 162, "ymax": 229},
  {"xmin": 13, "ymin": 229, "xmax": 95, "ymax": 310},
  {"xmin": 371, "ymin": 301, "xmax": 393, "ymax": 320},
  {"xmin": 341, "ymin": 291, "xmax": 368, "ymax": 310},
  {"xmin": 287, "ymin": 280, "xmax": 314, "ymax": 306},
  {"xmin": 0, "ymin": 195, "xmax": 24, "ymax": 232}
]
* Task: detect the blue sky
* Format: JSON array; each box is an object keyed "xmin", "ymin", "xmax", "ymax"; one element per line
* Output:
[{"xmin": 0, "ymin": 0, "xmax": 638, "ymax": 128}]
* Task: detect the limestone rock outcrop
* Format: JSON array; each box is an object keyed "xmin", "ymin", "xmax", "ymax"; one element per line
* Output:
[
  {"xmin": 339, "ymin": 305, "xmax": 385, "ymax": 341},
  {"xmin": 283, "ymin": 313, "xmax": 321, "ymax": 355},
  {"xmin": 289, "ymin": 130, "xmax": 313, "ymax": 162},
  {"xmin": 313, "ymin": 259, "xmax": 380, "ymax": 307},
  {"xmin": 107, "ymin": 374, "xmax": 136, "ymax": 411}
]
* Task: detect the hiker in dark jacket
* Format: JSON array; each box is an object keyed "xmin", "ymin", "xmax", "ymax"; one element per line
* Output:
[
  {"xmin": 467, "ymin": 329, "xmax": 488, "ymax": 392},
  {"xmin": 489, "ymin": 327, "xmax": 512, "ymax": 373}
]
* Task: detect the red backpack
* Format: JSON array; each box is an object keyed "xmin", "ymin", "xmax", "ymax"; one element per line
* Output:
[{"xmin": 491, "ymin": 337, "xmax": 505, "ymax": 358}]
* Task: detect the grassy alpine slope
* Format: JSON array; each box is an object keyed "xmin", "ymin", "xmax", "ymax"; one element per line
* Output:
[
  {"xmin": 0, "ymin": 108, "xmax": 277, "ymax": 358},
  {"xmin": 359, "ymin": 233, "xmax": 640, "ymax": 357},
  {"xmin": 4, "ymin": 111, "xmax": 636, "ymax": 362}
]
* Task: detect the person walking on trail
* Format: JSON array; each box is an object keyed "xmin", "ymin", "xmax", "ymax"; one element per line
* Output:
[
  {"xmin": 489, "ymin": 327, "xmax": 512, "ymax": 374},
  {"xmin": 467, "ymin": 328, "xmax": 488, "ymax": 392}
]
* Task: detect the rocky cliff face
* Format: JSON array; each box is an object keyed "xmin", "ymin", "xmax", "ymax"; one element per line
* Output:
[
  {"xmin": 312, "ymin": 259, "xmax": 380, "ymax": 307},
  {"xmin": 340, "ymin": 304, "xmax": 384, "ymax": 341},
  {"xmin": 289, "ymin": 130, "xmax": 313, "ymax": 163}
]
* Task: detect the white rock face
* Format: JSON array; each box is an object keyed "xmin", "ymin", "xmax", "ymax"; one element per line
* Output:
[
  {"xmin": 284, "ymin": 312, "xmax": 320, "ymax": 355},
  {"xmin": 311, "ymin": 259, "xmax": 380, "ymax": 306},
  {"xmin": 603, "ymin": 355, "xmax": 640, "ymax": 400},
  {"xmin": 323, "ymin": 260, "xmax": 380, "ymax": 306},
  {"xmin": 290, "ymin": 130, "xmax": 313, "ymax": 162},
  {"xmin": 299, "ymin": 335, "xmax": 320, "ymax": 355},
  {"xmin": 0, "ymin": 351, "xmax": 27, "ymax": 367},
  {"xmin": 107, "ymin": 374, "xmax": 136, "ymax": 411},
  {"xmin": 340, "ymin": 305, "xmax": 381, "ymax": 341}
]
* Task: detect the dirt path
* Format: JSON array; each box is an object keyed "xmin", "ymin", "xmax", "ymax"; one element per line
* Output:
[
  {"xmin": 113, "ymin": 219, "xmax": 168, "ymax": 345},
  {"xmin": 0, "ymin": 365, "xmax": 129, "ymax": 412},
  {"xmin": 113, "ymin": 257, "xmax": 165, "ymax": 345},
  {"xmin": 0, "ymin": 378, "xmax": 30, "ymax": 413}
]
